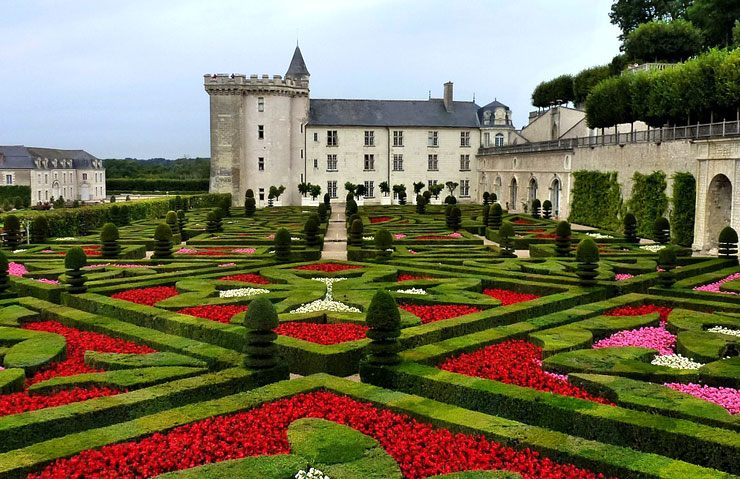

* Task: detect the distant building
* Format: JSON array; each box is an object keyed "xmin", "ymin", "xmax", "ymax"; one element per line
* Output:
[{"xmin": 0, "ymin": 146, "xmax": 106, "ymax": 203}]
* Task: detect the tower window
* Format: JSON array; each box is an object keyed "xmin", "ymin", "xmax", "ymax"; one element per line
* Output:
[
  {"xmin": 393, "ymin": 154, "xmax": 403, "ymax": 171},
  {"xmin": 327, "ymin": 154, "xmax": 338, "ymax": 171},
  {"xmin": 258, "ymin": 125, "xmax": 264, "ymax": 139},
  {"xmin": 313, "ymin": 158, "xmax": 318, "ymax": 168},
  {"xmin": 259, "ymin": 188, "xmax": 265, "ymax": 201},
  {"xmin": 327, "ymin": 130, "xmax": 338, "ymax": 146},
  {"xmin": 257, "ymin": 97, "xmax": 264, "ymax": 112},
  {"xmin": 258, "ymin": 157, "xmax": 265, "ymax": 171},
  {"xmin": 495, "ymin": 133, "xmax": 505, "ymax": 147},
  {"xmin": 460, "ymin": 154, "xmax": 470, "ymax": 171}
]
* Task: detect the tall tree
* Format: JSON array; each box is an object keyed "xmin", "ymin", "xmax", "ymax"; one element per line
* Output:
[
  {"xmin": 687, "ymin": 0, "xmax": 740, "ymax": 48},
  {"xmin": 609, "ymin": 0, "xmax": 692, "ymax": 43},
  {"xmin": 624, "ymin": 20, "xmax": 704, "ymax": 63}
]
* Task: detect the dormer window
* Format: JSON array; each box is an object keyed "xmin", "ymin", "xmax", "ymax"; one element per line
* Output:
[{"xmin": 483, "ymin": 110, "xmax": 492, "ymax": 125}]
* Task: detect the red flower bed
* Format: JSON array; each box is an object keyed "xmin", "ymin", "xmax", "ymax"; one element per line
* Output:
[
  {"xmin": 397, "ymin": 274, "xmax": 436, "ymax": 282},
  {"xmin": 415, "ymin": 236, "xmax": 455, "ymax": 240},
  {"xmin": 218, "ymin": 273, "xmax": 273, "ymax": 284},
  {"xmin": 525, "ymin": 229, "xmax": 546, "ymax": 233},
  {"xmin": 399, "ymin": 304, "xmax": 481, "ymax": 324},
  {"xmin": 370, "ymin": 216, "xmax": 392, "ymax": 223},
  {"xmin": 111, "ymin": 286, "xmax": 179, "ymax": 306},
  {"xmin": 179, "ymin": 305, "xmax": 250, "ymax": 324},
  {"xmin": 294, "ymin": 263, "xmax": 363, "ymax": 272},
  {"xmin": 53, "ymin": 246, "xmax": 101, "ymax": 256},
  {"xmin": 28, "ymin": 391, "xmax": 614, "ymax": 479},
  {"xmin": 0, "ymin": 321, "xmax": 155, "ymax": 417},
  {"xmin": 483, "ymin": 288, "xmax": 540, "ymax": 306},
  {"xmin": 535, "ymin": 233, "xmax": 558, "ymax": 239},
  {"xmin": 604, "ymin": 304, "xmax": 672, "ymax": 326},
  {"xmin": 513, "ymin": 219, "xmax": 533, "ymax": 225},
  {"xmin": 275, "ymin": 322, "xmax": 368, "ymax": 344},
  {"xmin": 439, "ymin": 340, "xmax": 614, "ymax": 406}
]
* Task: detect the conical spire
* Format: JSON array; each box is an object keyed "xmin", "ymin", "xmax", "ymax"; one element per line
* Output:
[{"xmin": 285, "ymin": 46, "xmax": 309, "ymax": 79}]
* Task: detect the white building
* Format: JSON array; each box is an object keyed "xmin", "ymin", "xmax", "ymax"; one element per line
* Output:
[
  {"xmin": 0, "ymin": 146, "xmax": 106, "ymax": 204},
  {"xmin": 205, "ymin": 47, "xmax": 512, "ymax": 205}
]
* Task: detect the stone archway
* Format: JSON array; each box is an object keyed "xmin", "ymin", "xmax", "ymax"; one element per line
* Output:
[
  {"xmin": 704, "ymin": 174, "xmax": 732, "ymax": 249},
  {"xmin": 510, "ymin": 177, "xmax": 518, "ymax": 210},
  {"xmin": 495, "ymin": 176, "xmax": 502, "ymax": 201},
  {"xmin": 528, "ymin": 177, "xmax": 538, "ymax": 204},
  {"xmin": 550, "ymin": 177, "xmax": 562, "ymax": 217}
]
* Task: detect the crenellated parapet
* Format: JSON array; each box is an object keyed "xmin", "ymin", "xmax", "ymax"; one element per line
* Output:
[{"xmin": 204, "ymin": 74, "xmax": 309, "ymax": 96}]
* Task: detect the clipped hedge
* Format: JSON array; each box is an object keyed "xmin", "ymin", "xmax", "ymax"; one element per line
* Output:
[
  {"xmin": 627, "ymin": 171, "xmax": 668, "ymax": 238},
  {"xmin": 671, "ymin": 172, "xmax": 696, "ymax": 247},
  {"xmin": 568, "ymin": 171, "xmax": 622, "ymax": 230},
  {"xmin": 106, "ymin": 178, "xmax": 209, "ymax": 192},
  {"xmin": 0, "ymin": 186, "xmax": 31, "ymax": 206}
]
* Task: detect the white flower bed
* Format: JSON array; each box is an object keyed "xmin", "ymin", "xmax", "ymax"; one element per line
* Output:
[
  {"xmin": 53, "ymin": 237, "xmax": 76, "ymax": 241},
  {"xmin": 395, "ymin": 288, "xmax": 426, "ymax": 295},
  {"xmin": 651, "ymin": 353, "xmax": 704, "ymax": 370},
  {"xmin": 219, "ymin": 287, "xmax": 270, "ymax": 298},
  {"xmin": 11, "ymin": 249, "xmax": 27, "ymax": 254},
  {"xmin": 708, "ymin": 325, "xmax": 740, "ymax": 337},
  {"xmin": 639, "ymin": 244, "xmax": 665, "ymax": 252},
  {"xmin": 363, "ymin": 236, "xmax": 375, "ymax": 241},
  {"xmin": 295, "ymin": 467, "xmax": 330, "ymax": 479},
  {"xmin": 587, "ymin": 232, "xmax": 613, "ymax": 239},
  {"xmin": 290, "ymin": 277, "xmax": 360, "ymax": 313}
]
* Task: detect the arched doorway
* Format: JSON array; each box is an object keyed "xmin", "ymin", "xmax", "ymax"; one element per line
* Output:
[
  {"xmin": 704, "ymin": 174, "xmax": 732, "ymax": 249},
  {"xmin": 510, "ymin": 177, "xmax": 518, "ymax": 210},
  {"xmin": 528, "ymin": 177, "xmax": 538, "ymax": 204},
  {"xmin": 51, "ymin": 181, "xmax": 60, "ymax": 199},
  {"xmin": 550, "ymin": 177, "xmax": 561, "ymax": 217},
  {"xmin": 495, "ymin": 176, "xmax": 502, "ymax": 202}
]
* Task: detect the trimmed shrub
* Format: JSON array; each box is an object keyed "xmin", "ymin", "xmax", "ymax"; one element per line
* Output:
[
  {"xmin": 243, "ymin": 297, "xmax": 281, "ymax": 370},
  {"xmin": 166, "ymin": 211, "xmax": 179, "ymax": 237},
  {"xmin": 245, "ymin": 189, "xmax": 254, "ymax": 199},
  {"xmin": 205, "ymin": 211, "xmax": 218, "ymax": 234},
  {"xmin": 152, "ymin": 223, "xmax": 174, "ymax": 259},
  {"xmin": 718, "ymin": 226, "xmax": 738, "ymax": 258},
  {"xmin": 100, "ymin": 223, "xmax": 121, "ymax": 259},
  {"xmin": 304, "ymin": 214, "xmax": 320, "ymax": 247},
  {"xmin": 0, "ymin": 250, "xmax": 10, "ymax": 296},
  {"xmin": 177, "ymin": 210, "xmax": 187, "ymax": 240},
  {"xmin": 64, "ymin": 247, "xmax": 88, "ymax": 294},
  {"xmin": 653, "ymin": 217, "xmax": 670, "ymax": 244},
  {"xmin": 482, "ymin": 191, "xmax": 490, "ymax": 205},
  {"xmin": 531, "ymin": 199, "xmax": 541, "ymax": 219},
  {"xmin": 415, "ymin": 195, "xmax": 426, "ymax": 214},
  {"xmin": 110, "ymin": 205, "xmax": 121, "ymax": 226},
  {"xmin": 398, "ymin": 191, "xmax": 407, "ymax": 205},
  {"xmin": 449, "ymin": 206, "xmax": 462, "ymax": 231},
  {"xmin": 623, "ymin": 213, "xmax": 638, "ymax": 243},
  {"xmin": 349, "ymin": 219, "xmax": 364, "ymax": 247},
  {"xmin": 30, "ymin": 216, "xmax": 49, "ymax": 244},
  {"xmin": 658, "ymin": 246, "xmax": 678, "ymax": 287},
  {"xmin": 555, "ymin": 221, "xmax": 572, "ymax": 257},
  {"xmin": 274, "ymin": 229, "xmax": 291, "ymax": 262},
  {"xmin": 627, "ymin": 171, "xmax": 668, "ymax": 238},
  {"xmin": 4, "ymin": 215, "xmax": 20, "ymax": 250},
  {"xmin": 542, "ymin": 200, "xmax": 552, "ymax": 219},
  {"xmin": 110, "ymin": 196, "xmax": 116, "ymax": 203},
  {"xmin": 219, "ymin": 195, "xmax": 232, "ymax": 217},
  {"xmin": 498, "ymin": 221, "xmax": 516, "ymax": 258},
  {"xmin": 365, "ymin": 290, "xmax": 402, "ymax": 365},
  {"xmin": 489, "ymin": 203, "xmax": 502, "ymax": 229},
  {"xmin": 444, "ymin": 195, "xmax": 457, "ymax": 205},
  {"xmin": 317, "ymin": 203, "xmax": 328, "ymax": 223},
  {"xmin": 422, "ymin": 190, "xmax": 432, "ymax": 203},
  {"xmin": 323, "ymin": 193, "xmax": 331, "ymax": 209},
  {"xmin": 481, "ymin": 204, "xmax": 490, "ymax": 226},
  {"xmin": 569, "ymin": 171, "xmax": 622, "ymax": 230},
  {"xmin": 671, "ymin": 172, "xmax": 696, "ymax": 247},
  {"xmin": 346, "ymin": 198, "xmax": 358, "ymax": 217},
  {"xmin": 119, "ymin": 205, "xmax": 131, "ymax": 226},
  {"xmin": 575, "ymin": 238, "xmax": 600, "ymax": 287},
  {"xmin": 374, "ymin": 229, "xmax": 393, "ymax": 262},
  {"xmin": 244, "ymin": 197, "xmax": 256, "ymax": 217}
]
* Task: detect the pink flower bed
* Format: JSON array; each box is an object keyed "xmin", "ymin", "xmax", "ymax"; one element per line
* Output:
[
  {"xmin": 218, "ymin": 263, "xmax": 237, "ymax": 267},
  {"xmin": 593, "ymin": 327, "xmax": 676, "ymax": 356},
  {"xmin": 231, "ymin": 248, "xmax": 256, "ymax": 254},
  {"xmin": 614, "ymin": 274, "xmax": 634, "ymax": 281},
  {"xmin": 394, "ymin": 234, "xmax": 406, "ymax": 239},
  {"xmin": 448, "ymin": 232, "xmax": 463, "ymax": 238},
  {"xmin": 693, "ymin": 273, "xmax": 740, "ymax": 294},
  {"xmin": 664, "ymin": 383, "xmax": 740, "ymax": 414},
  {"xmin": 9, "ymin": 262, "xmax": 28, "ymax": 277}
]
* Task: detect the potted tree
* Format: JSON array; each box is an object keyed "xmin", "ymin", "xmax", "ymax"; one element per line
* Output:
[
  {"xmin": 354, "ymin": 184, "xmax": 366, "ymax": 206},
  {"xmin": 299, "ymin": 182, "xmax": 314, "ymax": 207},
  {"xmin": 379, "ymin": 181, "xmax": 391, "ymax": 205},
  {"xmin": 272, "ymin": 185, "xmax": 285, "ymax": 207},
  {"xmin": 392, "ymin": 184, "xmax": 406, "ymax": 205},
  {"xmin": 412, "ymin": 182, "xmax": 425, "ymax": 205},
  {"xmin": 308, "ymin": 184, "xmax": 322, "ymax": 206},
  {"xmin": 429, "ymin": 184, "xmax": 444, "ymax": 205},
  {"xmin": 444, "ymin": 181, "xmax": 459, "ymax": 204}
]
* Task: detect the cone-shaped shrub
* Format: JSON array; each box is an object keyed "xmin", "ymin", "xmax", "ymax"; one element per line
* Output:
[
  {"xmin": 423, "ymin": 190, "xmax": 432, "ymax": 203},
  {"xmin": 100, "ymin": 223, "xmax": 121, "ymax": 259},
  {"xmin": 555, "ymin": 220, "xmax": 572, "ymax": 257},
  {"xmin": 317, "ymin": 203, "xmax": 328, "ymax": 223},
  {"xmin": 304, "ymin": 214, "xmax": 320, "ymax": 247},
  {"xmin": 244, "ymin": 197, "xmax": 256, "ymax": 217},
  {"xmin": 349, "ymin": 219, "xmax": 364, "ymax": 247},
  {"xmin": 0, "ymin": 250, "xmax": 10, "ymax": 296},
  {"xmin": 243, "ymin": 297, "xmax": 280, "ymax": 369},
  {"xmin": 375, "ymin": 228, "xmax": 393, "ymax": 262},
  {"xmin": 346, "ymin": 214, "xmax": 360, "ymax": 235},
  {"xmin": 119, "ymin": 205, "xmax": 131, "ymax": 226},
  {"xmin": 166, "ymin": 211, "xmax": 179, "ymax": 237},
  {"xmin": 213, "ymin": 208, "xmax": 224, "ymax": 231},
  {"xmin": 177, "ymin": 210, "xmax": 187, "ymax": 240},
  {"xmin": 220, "ymin": 195, "xmax": 231, "ymax": 217},
  {"xmin": 498, "ymin": 221, "xmax": 516, "ymax": 258},
  {"xmin": 481, "ymin": 204, "xmax": 490, "ymax": 226},
  {"xmin": 415, "ymin": 195, "xmax": 426, "ymax": 214},
  {"xmin": 398, "ymin": 191, "xmax": 407, "ymax": 205},
  {"xmin": 110, "ymin": 205, "xmax": 121, "ymax": 226},
  {"xmin": 542, "ymin": 199, "xmax": 552, "ymax": 219},
  {"xmin": 531, "ymin": 198, "xmax": 541, "ymax": 218},
  {"xmin": 246, "ymin": 189, "xmax": 254, "ymax": 199},
  {"xmin": 575, "ymin": 238, "xmax": 600, "ymax": 287},
  {"xmin": 444, "ymin": 204, "xmax": 453, "ymax": 228},
  {"xmin": 653, "ymin": 217, "xmax": 670, "ymax": 244},
  {"xmin": 658, "ymin": 245, "xmax": 677, "ymax": 287},
  {"xmin": 624, "ymin": 213, "xmax": 638, "ymax": 243},
  {"xmin": 488, "ymin": 203, "xmax": 502, "ymax": 229},
  {"xmin": 323, "ymin": 193, "xmax": 331, "ymax": 210},
  {"xmin": 346, "ymin": 198, "xmax": 358, "ymax": 217},
  {"xmin": 274, "ymin": 228, "xmax": 291, "ymax": 262},
  {"xmin": 152, "ymin": 223, "xmax": 174, "ymax": 259},
  {"xmin": 365, "ymin": 289, "xmax": 401, "ymax": 365},
  {"xmin": 30, "ymin": 216, "xmax": 49, "ymax": 244},
  {"xmin": 64, "ymin": 246, "xmax": 88, "ymax": 294},
  {"xmin": 718, "ymin": 226, "xmax": 738, "ymax": 258},
  {"xmin": 449, "ymin": 206, "xmax": 462, "ymax": 231},
  {"xmin": 4, "ymin": 215, "xmax": 20, "ymax": 250},
  {"xmin": 174, "ymin": 196, "xmax": 183, "ymax": 211},
  {"xmin": 482, "ymin": 191, "xmax": 490, "ymax": 205}
]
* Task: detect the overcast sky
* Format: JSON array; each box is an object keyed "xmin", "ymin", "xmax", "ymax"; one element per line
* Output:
[{"xmin": 0, "ymin": 0, "xmax": 621, "ymax": 159}]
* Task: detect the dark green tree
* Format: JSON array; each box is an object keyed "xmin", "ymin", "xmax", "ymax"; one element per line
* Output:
[
  {"xmin": 4, "ymin": 215, "xmax": 20, "ymax": 250},
  {"xmin": 627, "ymin": 171, "xmax": 668, "ymax": 238},
  {"xmin": 623, "ymin": 213, "xmax": 639, "ymax": 243},
  {"xmin": 64, "ymin": 246, "xmax": 88, "ymax": 294},
  {"xmin": 556, "ymin": 220, "xmax": 572, "ymax": 257},
  {"xmin": 531, "ymin": 74, "xmax": 575, "ymax": 108},
  {"xmin": 482, "ymin": 191, "xmax": 490, "ymax": 205},
  {"xmin": 0, "ymin": 250, "xmax": 11, "ymax": 297},
  {"xmin": 206, "ymin": 211, "xmax": 219, "ymax": 233},
  {"xmin": 531, "ymin": 198, "xmax": 541, "ymax": 219},
  {"xmin": 243, "ymin": 297, "xmax": 281, "ymax": 369},
  {"xmin": 718, "ymin": 226, "xmax": 738, "ymax": 258},
  {"xmin": 449, "ymin": 206, "xmax": 462, "ymax": 231},
  {"xmin": 364, "ymin": 290, "xmax": 402, "ymax": 365},
  {"xmin": 349, "ymin": 219, "xmax": 364, "ymax": 247},
  {"xmin": 245, "ymin": 197, "xmax": 256, "ymax": 217},
  {"xmin": 498, "ymin": 221, "xmax": 516, "ymax": 258},
  {"xmin": 317, "ymin": 203, "xmax": 328, "ymax": 223},
  {"xmin": 304, "ymin": 214, "xmax": 321, "ymax": 247},
  {"xmin": 624, "ymin": 20, "xmax": 703, "ymax": 63},
  {"xmin": 274, "ymin": 228, "xmax": 291, "ymax": 262},
  {"xmin": 100, "ymin": 223, "xmax": 121, "ymax": 259},
  {"xmin": 177, "ymin": 210, "xmax": 187, "ymax": 240},
  {"xmin": 609, "ymin": 0, "xmax": 692, "ymax": 42},
  {"xmin": 653, "ymin": 217, "xmax": 671, "ymax": 244},
  {"xmin": 657, "ymin": 245, "xmax": 678, "ymax": 287},
  {"xmin": 687, "ymin": 0, "xmax": 740, "ymax": 47},
  {"xmin": 374, "ymin": 228, "xmax": 393, "ymax": 262},
  {"xmin": 323, "ymin": 192, "xmax": 331, "ymax": 210},
  {"xmin": 542, "ymin": 200, "xmax": 552, "ymax": 219},
  {"xmin": 220, "ymin": 195, "xmax": 231, "ymax": 217},
  {"xmin": 31, "ymin": 216, "xmax": 49, "ymax": 244},
  {"xmin": 119, "ymin": 204, "xmax": 131, "ymax": 226},
  {"xmin": 415, "ymin": 195, "xmax": 426, "ymax": 214},
  {"xmin": 346, "ymin": 198, "xmax": 358, "ymax": 217},
  {"xmin": 671, "ymin": 172, "xmax": 696, "ymax": 246},
  {"xmin": 575, "ymin": 238, "xmax": 600, "ymax": 287},
  {"xmin": 166, "ymin": 210, "xmax": 180, "ymax": 237},
  {"xmin": 152, "ymin": 223, "xmax": 174, "ymax": 259},
  {"xmin": 481, "ymin": 204, "xmax": 490, "ymax": 226},
  {"xmin": 573, "ymin": 65, "xmax": 612, "ymax": 105},
  {"xmin": 489, "ymin": 203, "xmax": 502, "ymax": 229}
]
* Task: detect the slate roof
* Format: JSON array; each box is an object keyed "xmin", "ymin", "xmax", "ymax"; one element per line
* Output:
[
  {"xmin": 285, "ymin": 46, "xmax": 310, "ymax": 78},
  {"xmin": 309, "ymin": 99, "xmax": 481, "ymax": 128},
  {"xmin": 0, "ymin": 146, "xmax": 101, "ymax": 169},
  {"xmin": 480, "ymin": 100, "xmax": 510, "ymax": 110}
]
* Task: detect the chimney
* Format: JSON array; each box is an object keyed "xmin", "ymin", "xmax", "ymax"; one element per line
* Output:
[{"xmin": 443, "ymin": 82, "xmax": 453, "ymax": 112}]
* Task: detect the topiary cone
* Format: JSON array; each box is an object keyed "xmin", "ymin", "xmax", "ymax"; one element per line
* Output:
[
  {"xmin": 542, "ymin": 200, "xmax": 552, "ymax": 219},
  {"xmin": 317, "ymin": 203, "xmax": 328, "ymax": 223},
  {"xmin": 718, "ymin": 226, "xmax": 738, "ymax": 259},
  {"xmin": 100, "ymin": 223, "xmax": 121, "ymax": 259},
  {"xmin": 575, "ymin": 238, "xmax": 600, "ymax": 287},
  {"xmin": 64, "ymin": 246, "xmax": 88, "ymax": 294},
  {"xmin": 449, "ymin": 206, "xmax": 462, "ymax": 231},
  {"xmin": 481, "ymin": 204, "xmax": 490, "ymax": 226},
  {"xmin": 498, "ymin": 221, "xmax": 516, "ymax": 258},
  {"xmin": 304, "ymin": 215, "xmax": 320, "ymax": 247},
  {"xmin": 177, "ymin": 210, "xmax": 187, "ymax": 241},
  {"xmin": 4, "ymin": 215, "xmax": 20, "ymax": 250},
  {"xmin": 166, "ymin": 211, "xmax": 179, "ymax": 237},
  {"xmin": 244, "ymin": 197, "xmax": 256, "ymax": 217},
  {"xmin": 243, "ymin": 297, "xmax": 281, "ymax": 369},
  {"xmin": 349, "ymin": 219, "xmax": 364, "ymax": 246},
  {"xmin": 205, "ymin": 211, "xmax": 219, "ymax": 233},
  {"xmin": 0, "ymin": 250, "xmax": 11, "ymax": 297},
  {"xmin": 31, "ymin": 216, "xmax": 49, "ymax": 244},
  {"xmin": 653, "ymin": 217, "xmax": 670, "ymax": 244},
  {"xmin": 374, "ymin": 228, "xmax": 393, "ymax": 262},
  {"xmin": 274, "ymin": 228, "xmax": 291, "ymax": 262},
  {"xmin": 152, "ymin": 223, "xmax": 174, "ymax": 259},
  {"xmin": 365, "ymin": 290, "xmax": 402, "ymax": 365},
  {"xmin": 531, "ymin": 198, "xmax": 541, "ymax": 219},
  {"xmin": 623, "ymin": 213, "xmax": 638, "ymax": 243},
  {"xmin": 555, "ymin": 220, "xmax": 572, "ymax": 257},
  {"xmin": 657, "ymin": 245, "xmax": 677, "ymax": 287},
  {"xmin": 488, "ymin": 203, "xmax": 502, "ymax": 229},
  {"xmin": 415, "ymin": 195, "xmax": 426, "ymax": 214}
]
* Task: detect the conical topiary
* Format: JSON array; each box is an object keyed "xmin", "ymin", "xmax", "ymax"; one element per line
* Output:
[
  {"xmin": 498, "ymin": 221, "xmax": 516, "ymax": 258},
  {"xmin": 119, "ymin": 205, "xmax": 131, "ymax": 225},
  {"xmin": 531, "ymin": 198, "xmax": 541, "ymax": 219},
  {"xmin": 415, "ymin": 195, "xmax": 426, "ymax": 214},
  {"xmin": 0, "ymin": 250, "xmax": 11, "ymax": 297},
  {"xmin": 575, "ymin": 238, "xmax": 600, "ymax": 287},
  {"xmin": 174, "ymin": 195, "xmax": 183, "ymax": 211},
  {"xmin": 653, "ymin": 217, "xmax": 670, "ymax": 244},
  {"xmin": 346, "ymin": 198, "xmax": 358, "ymax": 217},
  {"xmin": 423, "ymin": 190, "xmax": 432, "ymax": 203},
  {"xmin": 243, "ymin": 297, "xmax": 281, "ymax": 369},
  {"xmin": 488, "ymin": 203, "xmax": 502, "ymax": 229},
  {"xmin": 317, "ymin": 203, "xmax": 328, "ymax": 223},
  {"xmin": 152, "ymin": 223, "xmax": 174, "ymax": 259},
  {"xmin": 110, "ymin": 205, "xmax": 121, "ymax": 225},
  {"xmin": 449, "ymin": 206, "xmax": 462, "ymax": 231},
  {"xmin": 347, "ymin": 214, "xmax": 361, "ymax": 235},
  {"xmin": 100, "ymin": 223, "xmax": 121, "ymax": 259},
  {"xmin": 444, "ymin": 204, "xmax": 454, "ymax": 229},
  {"xmin": 365, "ymin": 289, "xmax": 402, "ymax": 365},
  {"xmin": 212, "ymin": 208, "xmax": 224, "ymax": 231},
  {"xmin": 31, "ymin": 216, "xmax": 49, "ymax": 244},
  {"xmin": 4, "ymin": 215, "xmax": 20, "ymax": 250},
  {"xmin": 349, "ymin": 219, "xmax": 364, "ymax": 247},
  {"xmin": 542, "ymin": 200, "xmax": 552, "ymax": 219},
  {"xmin": 246, "ymin": 189, "xmax": 254, "ymax": 199},
  {"xmin": 304, "ymin": 214, "xmax": 320, "ymax": 247},
  {"xmin": 220, "ymin": 195, "xmax": 231, "ymax": 217},
  {"xmin": 623, "ymin": 213, "xmax": 638, "ymax": 243},
  {"xmin": 274, "ymin": 228, "xmax": 291, "ymax": 262},
  {"xmin": 555, "ymin": 220, "xmax": 571, "ymax": 257},
  {"xmin": 657, "ymin": 245, "xmax": 677, "ymax": 287},
  {"xmin": 719, "ymin": 226, "xmax": 739, "ymax": 258},
  {"xmin": 244, "ymin": 197, "xmax": 256, "ymax": 217},
  {"xmin": 481, "ymin": 204, "xmax": 490, "ymax": 226},
  {"xmin": 64, "ymin": 246, "xmax": 88, "ymax": 294},
  {"xmin": 482, "ymin": 191, "xmax": 490, "ymax": 205},
  {"xmin": 323, "ymin": 193, "xmax": 331, "ymax": 211},
  {"xmin": 206, "ymin": 211, "xmax": 222, "ymax": 233},
  {"xmin": 166, "ymin": 211, "xmax": 179, "ymax": 237},
  {"xmin": 374, "ymin": 228, "xmax": 393, "ymax": 262},
  {"xmin": 177, "ymin": 210, "xmax": 187, "ymax": 240}
]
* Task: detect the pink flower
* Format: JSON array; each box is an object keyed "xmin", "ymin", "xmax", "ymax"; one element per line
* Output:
[
  {"xmin": 615, "ymin": 273, "xmax": 634, "ymax": 281},
  {"xmin": 231, "ymin": 248, "xmax": 256, "ymax": 254},
  {"xmin": 448, "ymin": 232, "xmax": 463, "ymax": 238},
  {"xmin": 593, "ymin": 326, "xmax": 676, "ymax": 356},
  {"xmin": 35, "ymin": 278, "xmax": 60, "ymax": 285},
  {"xmin": 394, "ymin": 234, "xmax": 406, "ymax": 239},
  {"xmin": 218, "ymin": 263, "xmax": 237, "ymax": 267},
  {"xmin": 693, "ymin": 273, "xmax": 740, "ymax": 294},
  {"xmin": 8, "ymin": 262, "xmax": 28, "ymax": 277},
  {"xmin": 665, "ymin": 383, "xmax": 740, "ymax": 414},
  {"xmin": 408, "ymin": 249, "xmax": 417, "ymax": 255},
  {"xmin": 174, "ymin": 248, "xmax": 198, "ymax": 255},
  {"xmin": 266, "ymin": 234, "xmax": 275, "ymax": 239}
]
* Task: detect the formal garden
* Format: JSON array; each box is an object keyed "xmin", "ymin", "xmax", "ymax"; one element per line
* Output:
[{"xmin": 0, "ymin": 192, "xmax": 738, "ymax": 479}]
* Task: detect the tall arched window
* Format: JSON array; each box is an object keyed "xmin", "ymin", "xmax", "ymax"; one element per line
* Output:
[
  {"xmin": 495, "ymin": 133, "xmax": 504, "ymax": 147},
  {"xmin": 510, "ymin": 177, "xmax": 518, "ymax": 210}
]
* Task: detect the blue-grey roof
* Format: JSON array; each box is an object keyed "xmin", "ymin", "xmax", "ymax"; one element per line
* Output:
[
  {"xmin": 0, "ymin": 146, "xmax": 100, "ymax": 169},
  {"xmin": 308, "ymin": 99, "xmax": 481, "ymax": 128},
  {"xmin": 480, "ymin": 100, "xmax": 509, "ymax": 110},
  {"xmin": 286, "ymin": 46, "xmax": 310, "ymax": 78}
]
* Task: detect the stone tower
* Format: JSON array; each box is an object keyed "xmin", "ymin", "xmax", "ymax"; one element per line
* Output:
[{"xmin": 204, "ymin": 46, "xmax": 310, "ymax": 205}]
